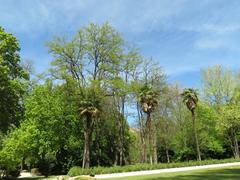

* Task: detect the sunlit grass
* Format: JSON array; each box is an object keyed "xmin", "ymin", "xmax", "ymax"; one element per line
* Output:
[{"xmin": 100, "ymin": 166, "xmax": 240, "ymax": 180}]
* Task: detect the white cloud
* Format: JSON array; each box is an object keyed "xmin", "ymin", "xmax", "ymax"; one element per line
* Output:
[
  {"xmin": 2, "ymin": 0, "xmax": 240, "ymax": 78},
  {"xmin": 185, "ymin": 24, "xmax": 240, "ymax": 34},
  {"xmin": 0, "ymin": 0, "xmax": 189, "ymax": 34}
]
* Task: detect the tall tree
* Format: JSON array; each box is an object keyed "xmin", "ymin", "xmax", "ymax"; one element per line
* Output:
[
  {"xmin": 220, "ymin": 105, "xmax": 240, "ymax": 159},
  {"xmin": 48, "ymin": 23, "xmax": 135, "ymax": 167},
  {"xmin": 0, "ymin": 27, "xmax": 28, "ymax": 133},
  {"xmin": 79, "ymin": 87, "xmax": 101, "ymax": 168},
  {"xmin": 181, "ymin": 88, "xmax": 201, "ymax": 161},
  {"xmin": 138, "ymin": 85, "xmax": 159, "ymax": 164},
  {"xmin": 219, "ymin": 88, "xmax": 240, "ymax": 159},
  {"xmin": 202, "ymin": 65, "xmax": 237, "ymax": 108}
]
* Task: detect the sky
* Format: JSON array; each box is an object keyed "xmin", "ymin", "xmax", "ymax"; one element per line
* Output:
[{"xmin": 1, "ymin": 0, "xmax": 240, "ymax": 88}]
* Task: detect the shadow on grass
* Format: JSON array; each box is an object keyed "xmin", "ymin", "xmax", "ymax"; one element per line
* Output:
[{"xmin": 149, "ymin": 168, "xmax": 240, "ymax": 180}]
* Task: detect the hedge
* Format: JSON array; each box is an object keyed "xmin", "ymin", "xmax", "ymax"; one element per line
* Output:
[{"xmin": 68, "ymin": 158, "xmax": 240, "ymax": 177}]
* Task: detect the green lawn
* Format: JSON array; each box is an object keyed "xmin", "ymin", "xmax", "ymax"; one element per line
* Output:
[
  {"xmin": 9, "ymin": 166, "xmax": 240, "ymax": 180},
  {"xmin": 100, "ymin": 166, "xmax": 240, "ymax": 180}
]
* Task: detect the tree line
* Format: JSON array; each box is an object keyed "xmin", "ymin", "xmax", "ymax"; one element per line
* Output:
[{"xmin": 0, "ymin": 23, "xmax": 240, "ymax": 177}]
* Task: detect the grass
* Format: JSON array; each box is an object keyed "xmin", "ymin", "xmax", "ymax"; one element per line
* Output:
[
  {"xmin": 99, "ymin": 166, "xmax": 240, "ymax": 180},
  {"xmin": 7, "ymin": 165, "xmax": 240, "ymax": 180},
  {"xmin": 68, "ymin": 158, "xmax": 240, "ymax": 177}
]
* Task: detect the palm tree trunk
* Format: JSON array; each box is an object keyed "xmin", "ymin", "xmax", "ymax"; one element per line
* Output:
[
  {"xmin": 147, "ymin": 112, "xmax": 153, "ymax": 165},
  {"xmin": 140, "ymin": 128, "xmax": 147, "ymax": 163},
  {"xmin": 96, "ymin": 122, "xmax": 101, "ymax": 166},
  {"xmin": 137, "ymin": 102, "xmax": 147, "ymax": 163},
  {"xmin": 82, "ymin": 129, "xmax": 91, "ymax": 168},
  {"xmin": 192, "ymin": 111, "xmax": 201, "ymax": 161},
  {"xmin": 82, "ymin": 116, "xmax": 93, "ymax": 168},
  {"xmin": 153, "ymin": 129, "xmax": 158, "ymax": 164}
]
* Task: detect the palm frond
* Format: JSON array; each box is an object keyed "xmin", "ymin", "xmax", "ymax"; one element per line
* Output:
[{"xmin": 181, "ymin": 88, "xmax": 198, "ymax": 111}]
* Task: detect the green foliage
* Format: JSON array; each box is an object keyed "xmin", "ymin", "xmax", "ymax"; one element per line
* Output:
[
  {"xmin": 47, "ymin": 23, "xmax": 126, "ymax": 85},
  {"xmin": 181, "ymin": 88, "xmax": 198, "ymax": 112},
  {"xmin": 0, "ymin": 119, "xmax": 38, "ymax": 176},
  {"xmin": 0, "ymin": 27, "xmax": 28, "ymax": 133},
  {"xmin": 196, "ymin": 103, "xmax": 224, "ymax": 157},
  {"xmin": 68, "ymin": 158, "xmax": 240, "ymax": 177},
  {"xmin": 202, "ymin": 65, "xmax": 237, "ymax": 106},
  {"xmin": 2, "ymin": 22, "xmax": 240, "ymax": 177},
  {"xmin": 138, "ymin": 85, "xmax": 159, "ymax": 113},
  {"xmin": 79, "ymin": 86, "xmax": 102, "ymax": 118},
  {"xmin": 128, "ymin": 130, "xmax": 141, "ymax": 164},
  {"xmin": 0, "ymin": 80, "xmax": 81, "ymax": 175}
]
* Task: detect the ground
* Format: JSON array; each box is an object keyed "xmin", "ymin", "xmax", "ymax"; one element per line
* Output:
[
  {"xmin": 99, "ymin": 166, "xmax": 240, "ymax": 180},
  {"xmin": 14, "ymin": 164, "xmax": 240, "ymax": 180}
]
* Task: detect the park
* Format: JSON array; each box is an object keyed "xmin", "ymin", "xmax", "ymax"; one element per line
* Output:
[{"xmin": 1, "ymin": 1, "xmax": 240, "ymax": 179}]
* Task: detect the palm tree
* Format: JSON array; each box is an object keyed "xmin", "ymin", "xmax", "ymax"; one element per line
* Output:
[
  {"xmin": 79, "ymin": 88, "xmax": 101, "ymax": 168},
  {"xmin": 138, "ymin": 85, "xmax": 159, "ymax": 164},
  {"xmin": 181, "ymin": 88, "xmax": 201, "ymax": 161}
]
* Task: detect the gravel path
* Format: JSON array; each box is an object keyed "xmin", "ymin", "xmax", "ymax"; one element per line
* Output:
[
  {"xmin": 19, "ymin": 172, "xmax": 32, "ymax": 178},
  {"xmin": 95, "ymin": 162, "xmax": 240, "ymax": 179}
]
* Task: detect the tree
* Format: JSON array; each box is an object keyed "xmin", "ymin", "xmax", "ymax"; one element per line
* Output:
[
  {"xmin": 218, "ymin": 88, "xmax": 240, "ymax": 159},
  {"xmin": 108, "ymin": 49, "xmax": 142, "ymax": 166},
  {"xmin": 220, "ymin": 104, "xmax": 240, "ymax": 159},
  {"xmin": 0, "ymin": 118, "xmax": 39, "ymax": 177},
  {"xmin": 0, "ymin": 27, "xmax": 28, "ymax": 133},
  {"xmin": 0, "ymin": 80, "xmax": 65, "ymax": 176},
  {"xmin": 138, "ymin": 85, "xmax": 159, "ymax": 164},
  {"xmin": 79, "ymin": 87, "xmax": 101, "ymax": 168},
  {"xmin": 154, "ymin": 85, "xmax": 180, "ymax": 163},
  {"xmin": 202, "ymin": 65, "xmax": 237, "ymax": 109},
  {"xmin": 181, "ymin": 88, "xmax": 201, "ymax": 161},
  {"xmin": 48, "ymin": 22, "xmax": 137, "ymax": 167},
  {"xmin": 195, "ymin": 103, "xmax": 224, "ymax": 159}
]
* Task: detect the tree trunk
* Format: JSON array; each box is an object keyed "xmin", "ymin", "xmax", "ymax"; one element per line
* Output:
[
  {"xmin": 231, "ymin": 128, "xmax": 240, "ymax": 159},
  {"xmin": 192, "ymin": 111, "xmax": 201, "ymax": 161},
  {"xmin": 147, "ymin": 112, "xmax": 153, "ymax": 165},
  {"xmin": 140, "ymin": 129, "xmax": 147, "ymax": 163},
  {"xmin": 153, "ymin": 130, "xmax": 158, "ymax": 164},
  {"xmin": 96, "ymin": 122, "xmax": 101, "ymax": 166},
  {"xmin": 113, "ymin": 95, "xmax": 125, "ymax": 166},
  {"xmin": 166, "ymin": 149, "xmax": 170, "ymax": 163},
  {"xmin": 119, "ymin": 115, "xmax": 124, "ymax": 166},
  {"xmin": 227, "ymin": 132, "xmax": 236, "ymax": 158},
  {"xmin": 234, "ymin": 134, "xmax": 239, "ymax": 159},
  {"xmin": 82, "ymin": 129, "xmax": 92, "ymax": 168},
  {"xmin": 82, "ymin": 116, "xmax": 93, "ymax": 168},
  {"xmin": 21, "ymin": 158, "xmax": 24, "ymax": 171},
  {"xmin": 114, "ymin": 150, "xmax": 119, "ymax": 166},
  {"xmin": 137, "ymin": 102, "xmax": 147, "ymax": 163}
]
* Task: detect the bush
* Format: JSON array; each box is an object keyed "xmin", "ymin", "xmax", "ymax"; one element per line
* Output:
[
  {"xmin": 68, "ymin": 158, "xmax": 240, "ymax": 177},
  {"xmin": 68, "ymin": 166, "xmax": 83, "ymax": 177},
  {"xmin": 8, "ymin": 169, "xmax": 20, "ymax": 177}
]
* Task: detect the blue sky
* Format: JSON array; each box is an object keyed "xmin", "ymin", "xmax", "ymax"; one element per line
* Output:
[{"xmin": 1, "ymin": 0, "xmax": 240, "ymax": 88}]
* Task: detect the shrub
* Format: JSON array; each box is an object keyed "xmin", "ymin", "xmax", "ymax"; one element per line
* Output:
[
  {"xmin": 8, "ymin": 169, "xmax": 20, "ymax": 178},
  {"xmin": 68, "ymin": 166, "xmax": 83, "ymax": 177}
]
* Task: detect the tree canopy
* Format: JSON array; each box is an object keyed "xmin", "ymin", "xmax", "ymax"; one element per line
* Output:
[{"xmin": 1, "ymin": 23, "xmax": 240, "ymax": 178}]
